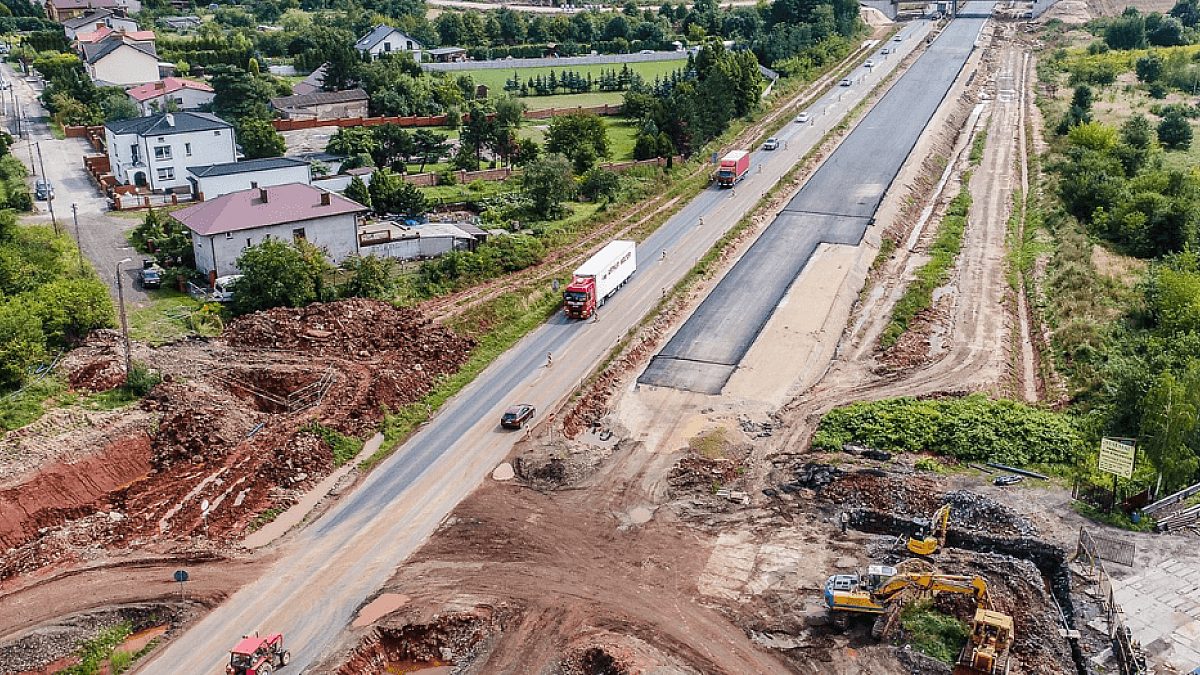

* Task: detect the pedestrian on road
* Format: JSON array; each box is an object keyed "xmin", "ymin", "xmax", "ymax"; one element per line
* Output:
[
  {"xmin": 757, "ymin": 164, "xmax": 762, "ymax": 174},
  {"xmin": 547, "ymin": 352, "xmax": 553, "ymax": 368},
  {"xmin": 661, "ymin": 249, "xmax": 667, "ymax": 262},
  {"xmin": 840, "ymin": 511, "xmax": 849, "ymax": 534},
  {"xmin": 732, "ymin": 189, "xmax": 737, "ymax": 198},
  {"xmin": 699, "ymin": 216, "xmax": 704, "ymax": 227}
]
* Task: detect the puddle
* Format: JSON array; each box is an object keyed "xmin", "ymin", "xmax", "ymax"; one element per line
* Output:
[{"xmin": 353, "ymin": 593, "xmax": 410, "ymax": 628}]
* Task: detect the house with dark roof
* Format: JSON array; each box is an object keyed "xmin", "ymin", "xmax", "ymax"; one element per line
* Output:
[
  {"xmin": 61, "ymin": 9, "xmax": 124, "ymax": 39},
  {"xmin": 270, "ymin": 88, "xmax": 369, "ymax": 121},
  {"xmin": 47, "ymin": 0, "xmax": 116, "ymax": 23},
  {"xmin": 172, "ymin": 183, "xmax": 368, "ymax": 276},
  {"xmin": 104, "ymin": 112, "xmax": 237, "ymax": 192},
  {"xmin": 187, "ymin": 157, "xmax": 312, "ymax": 200},
  {"xmin": 427, "ymin": 46, "xmax": 467, "ymax": 63},
  {"xmin": 84, "ymin": 33, "xmax": 159, "ymax": 85},
  {"xmin": 354, "ymin": 24, "xmax": 421, "ymax": 62},
  {"xmin": 159, "ymin": 15, "xmax": 201, "ymax": 31},
  {"xmin": 291, "ymin": 64, "xmax": 326, "ymax": 96},
  {"xmin": 127, "ymin": 77, "xmax": 214, "ymax": 115}
]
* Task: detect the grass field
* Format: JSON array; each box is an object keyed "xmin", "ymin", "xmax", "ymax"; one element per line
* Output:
[
  {"xmin": 457, "ymin": 59, "xmax": 687, "ymax": 93},
  {"xmin": 518, "ymin": 115, "xmax": 640, "ymax": 160}
]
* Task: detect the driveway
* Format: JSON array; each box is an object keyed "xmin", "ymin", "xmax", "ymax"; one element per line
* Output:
[{"xmin": 0, "ymin": 61, "xmax": 146, "ymax": 303}]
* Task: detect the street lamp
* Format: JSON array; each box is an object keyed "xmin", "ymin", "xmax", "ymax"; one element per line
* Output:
[{"xmin": 116, "ymin": 257, "xmax": 132, "ymax": 381}]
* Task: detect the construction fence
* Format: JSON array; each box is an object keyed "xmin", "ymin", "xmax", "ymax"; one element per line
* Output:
[{"xmin": 1074, "ymin": 527, "xmax": 1147, "ymax": 675}]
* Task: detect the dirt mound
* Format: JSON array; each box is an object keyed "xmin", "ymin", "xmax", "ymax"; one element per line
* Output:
[
  {"xmin": 58, "ymin": 330, "xmax": 125, "ymax": 392},
  {"xmin": 224, "ymin": 298, "xmax": 468, "ymax": 358},
  {"xmin": 145, "ymin": 380, "xmax": 266, "ymax": 468},
  {"xmin": 0, "ymin": 603, "xmax": 182, "ymax": 674},
  {"xmin": 332, "ymin": 608, "xmax": 504, "ymax": 675}
]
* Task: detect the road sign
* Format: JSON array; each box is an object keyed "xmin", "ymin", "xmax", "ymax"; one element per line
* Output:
[
  {"xmin": 1099, "ymin": 437, "xmax": 1136, "ymax": 480},
  {"xmin": 174, "ymin": 570, "xmax": 188, "ymax": 583}
]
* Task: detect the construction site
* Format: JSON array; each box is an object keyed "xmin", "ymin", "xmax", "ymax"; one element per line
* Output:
[{"xmin": 2, "ymin": 4, "xmax": 1198, "ymax": 675}]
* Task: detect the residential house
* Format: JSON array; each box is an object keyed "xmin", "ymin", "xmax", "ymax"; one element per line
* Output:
[
  {"xmin": 84, "ymin": 33, "xmax": 158, "ymax": 86},
  {"xmin": 359, "ymin": 220, "xmax": 483, "ymax": 261},
  {"xmin": 291, "ymin": 64, "xmax": 326, "ymax": 96},
  {"xmin": 62, "ymin": 9, "xmax": 112, "ymax": 39},
  {"xmin": 187, "ymin": 157, "xmax": 312, "ymax": 200},
  {"xmin": 47, "ymin": 0, "xmax": 116, "ymax": 23},
  {"xmin": 104, "ymin": 112, "xmax": 236, "ymax": 192},
  {"xmin": 270, "ymin": 89, "xmax": 368, "ymax": 121},
  {"xmin": 354, "ymin": 25, "xmax": 421, "ymax": 62},
  {"xmin": 427, "ymin": 47, "xmax": 467, "ymax": 63},
  {"xmin": 127, "ymin": 77, "xmax": 214, "ymax": 115},
  {"xmin": 173, "ymin": 183, "xmax": 368, "ymax": 277},
  {"xmin": 75, "ymin": 26, "xmax": 154, "ymax": 53}
]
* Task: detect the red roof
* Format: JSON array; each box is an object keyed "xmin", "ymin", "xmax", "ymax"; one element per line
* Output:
[
  {"xmin": 52, "ymin": 0, "xmax": 116, "ymax": 9},
  {"xmin": 172, "ymin": 183, "xmax": 368, "ymax": 236},
  {"xmin": 127, "ymin": 76, "xmax": 212, "ymax": 102},
  {"xmin": 77, "ymin": 27, "xmax": 154, "ymax": 43},
  {"xmin": 230, "ymin": 636, "xmax": 267, "ymax": 655}
]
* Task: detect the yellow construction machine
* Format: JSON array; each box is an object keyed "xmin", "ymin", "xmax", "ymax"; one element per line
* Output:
[
  {"xmin": 953, "ymin": 608, "xmax": 1014, "ymax": 675},
  {"xmin": 905, "ymin": 504, "xmax": 951, "ymax": 556},
  {"xmin": 823, "ymin": 565, "xmax": 1013, "ymax": 673}
]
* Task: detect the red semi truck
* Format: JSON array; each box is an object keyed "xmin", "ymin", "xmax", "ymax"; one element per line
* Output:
[
  {"xmin": 716, "ymin": 150, "xmax": 751, "ymax": 188},
  {"xmin": 563, "ymin": 240, "xmax": 637, "ymax": 319}
]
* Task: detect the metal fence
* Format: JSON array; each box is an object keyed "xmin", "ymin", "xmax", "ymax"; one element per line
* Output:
[{"xmin": 1074, "ymin": 528, "xmax": 1147, "ymax": 675}]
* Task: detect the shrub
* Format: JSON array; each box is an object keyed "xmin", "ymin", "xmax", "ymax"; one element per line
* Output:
[{"xmin": 124, "ymin": 361, "xmax": 161, "ymax": 396}]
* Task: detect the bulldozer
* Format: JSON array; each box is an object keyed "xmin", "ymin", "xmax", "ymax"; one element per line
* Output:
[
  {"xmin": 954, "ymin": 608, "xmax": 1014, "ymax": 675},
  {"xmin": 904, "ymin": 504, "xmax": 951, "ymax": 556}
]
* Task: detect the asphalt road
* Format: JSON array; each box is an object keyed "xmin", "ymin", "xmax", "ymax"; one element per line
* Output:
[
  {"xmin": 639, "ymin": 8, "xmax": 991, "ymax": 394},
  {"xmin": 0, "ymin": 61, "xmax": 146, "ymax": 302},
  {"xmin": 137, "ymin": 24, "xmax": 936, "ymax": 675}
]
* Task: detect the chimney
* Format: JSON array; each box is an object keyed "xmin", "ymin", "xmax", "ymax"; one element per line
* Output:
[
  {"xmin": 164, "ymin": 112, "xmax": 174, "ymax": 127},
  {"xmin": 259, "ymin": 187, "xmax": 268, "ymax": 203},
  {"xmin": 249, "ymin": 181, "xmax": 258, "ymax": 189},
  {"xmin": 155, "ymin": 80, "xmax": 166, "ymax": 90},
  {"xmin": 319, "ymin": 191, "xmax": 331, "ymax": 206}
]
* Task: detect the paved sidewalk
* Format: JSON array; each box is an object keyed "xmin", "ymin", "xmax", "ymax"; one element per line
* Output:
[{"xmin": 1112, "ymin": 557, "xmax": 1200, "ymax": 670}]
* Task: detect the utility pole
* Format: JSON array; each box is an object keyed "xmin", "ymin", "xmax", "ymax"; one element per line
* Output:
[
  {"xmin": 116, "ymin": 258, "xmax": 132, "ymax": 381},
  {"xmin": 72, "ymin": 203, "xmax": 83, "ymax": 273},
  {"xmin": 36, "ymin": 142, "xmax": 56, "ymax": 233}
]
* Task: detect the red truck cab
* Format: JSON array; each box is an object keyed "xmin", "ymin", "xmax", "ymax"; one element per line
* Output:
[{"xmin": 563, "ymin": 277, "xmax": 597, "ymax": 319}]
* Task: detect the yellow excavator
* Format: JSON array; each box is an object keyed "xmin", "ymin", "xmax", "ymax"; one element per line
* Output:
[
  {"xmin": 905, "ymin": 504, "xmax": 951, "ymax": 556},
  {"xmin": 823, "ymin": 566, "xmax": 1012, "ymax": 674}
]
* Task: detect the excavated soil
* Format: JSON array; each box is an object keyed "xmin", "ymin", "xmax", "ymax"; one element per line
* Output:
[{"xmin": 0, "ymin": 299, "xmax": 474, "ymax": 581}]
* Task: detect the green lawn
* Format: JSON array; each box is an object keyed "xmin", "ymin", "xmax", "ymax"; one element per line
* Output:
[
  {"xmin": 128, "ymin": 290, "xmax": 221, "ymax": 345},
  {"xmin": 518, "ymin": 115, "xmax": 639, "ymax": 161},
  {"xmin": 519, "ymin": 91, "xmax": 626, "ymax": 110},
  {"xmin": 458, "ymin": 59, "xmax": 686, "ymax": 93},
  {"xmin": 423, "ymin": 178, "xmax": 514, "ymax": 204}
]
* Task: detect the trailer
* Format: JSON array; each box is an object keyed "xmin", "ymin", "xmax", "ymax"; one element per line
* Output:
[{"xmin": 563, "ymin": 240, "xmax": 636, "ymax": 319}]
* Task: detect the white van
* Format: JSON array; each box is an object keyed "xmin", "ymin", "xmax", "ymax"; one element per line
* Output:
[{"xmin": 211, "ymin": 274, "xmax": 242, "ymax": 302}]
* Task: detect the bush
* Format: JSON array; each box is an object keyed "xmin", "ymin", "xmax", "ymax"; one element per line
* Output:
[
  {"xmin": 900, "ymin": 600, "xmax": 969, "ymax": 664},
  {"xmin": 124, "ymin": 361, "xmax": 161, "ymax": 396},
  {"xmin": 812, "ymin": 394, "xmax": 1087, "ymax": 464}
]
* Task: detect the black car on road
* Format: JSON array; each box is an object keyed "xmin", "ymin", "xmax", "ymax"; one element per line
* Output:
[{"xmin": 501, "ymin": 404, "xmax": 536, "ymax": 429}]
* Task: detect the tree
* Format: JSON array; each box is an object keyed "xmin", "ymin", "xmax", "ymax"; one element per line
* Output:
[
  {"xmin": 367, "ymin": 169, "xmax": 427, "ymax": 216},
  {"xmin": 1170, "ymin": 0, "xmax": 1200, "ymax": 26},
  {"xmin": 327, "ymin": 127, "xmax": 377, "ymax": 157},
  {"xmin": 1136, "ymin": 53, "xmax": 1163, "ymax": 83},
  {"xmin": 237, "ymin": 118, "xmax": 287, "ymax": 159},
  {"xmin": 522, "ymin": 154, "xmax": 575, "ymax": 219},
  {"xmin": 1104, "ymin": 12, "xmax": 1147, "ymax": 50},
  {"xmin": 1149, "ymin": 15, "xmax": 1186, "ymax": 46},
  {"xmin": 209, "ymin": 65, "xmax": 276, "ymax": 122},
  {"xmin": 1158, "ymin": 111, "xmax": 1193, "ymax": 150},
  {"xmin": 412, "ymin": 129, "xmax": 450, "ymax": 171},
  {"xmin": 344, "ymin": 175, "xmax": 372, "ymax": 209},
  {"xmin": 0, "ymin": 299, "xmax": 44, "ymax": 388},
  {"xmin": 231, "ymin": 239, "xmax": 320, "ymax": 315},
  {"xmin": 33, "ymin": 277, "xmax": 113, "ymax": 347},
  {"xmin": 340, "ymin": 255, "xmax": 397, "ymax": 299},
  {"xmin": 370, "ymin": 124, "xmax": 415, "ymax": 171},
  {"xmin": 1139, "ymin": 365, "xmax": 1200, "ymax": 494},
  {"xmin": 546, "ymin": 112, "xmax": 609, "ymax": 172},
  {"xmin": 579, "ymin": 167, "xmax": 621, "ymax": 202}
]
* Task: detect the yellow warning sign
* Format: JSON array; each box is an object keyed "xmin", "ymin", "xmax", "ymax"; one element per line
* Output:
[{"xmin": 1098, "ymin": 438, "xmax": 1136, "ymax": 480}]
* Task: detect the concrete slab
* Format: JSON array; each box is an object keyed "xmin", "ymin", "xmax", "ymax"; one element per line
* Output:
[{"xmin": 1112, "ymin": 557, "xmax": 1200, "ymax": 672}]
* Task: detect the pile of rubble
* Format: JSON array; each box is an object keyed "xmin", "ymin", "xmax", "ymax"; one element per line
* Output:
[
  {"xmin": 224, "ymin": 298, "xmax": 468, "ymax": 358},
  {"xmin": 331, "ymin": 608, "xmax": 505, "ymax": 675},
  {"xmin": 58, "ymin": 330, "xmax": 126, "ymax": 392},
  {"xmin": 942, "ymin": 489, "xmax": 1037, "ymax": 538}
]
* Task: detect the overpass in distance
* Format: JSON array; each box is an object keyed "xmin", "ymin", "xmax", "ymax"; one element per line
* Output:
[{"xmin": 638, "ymin": 4, "xmax": 993, "ymax": 394}]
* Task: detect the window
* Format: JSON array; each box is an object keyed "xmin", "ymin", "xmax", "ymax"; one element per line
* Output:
[
  {"xmin": 292, "ymin": 227, "xmax": 306, "ymax": 241},
  {"xmin": 184, "ymin": 143, "xmax": 192, "ymax": 157},
  {"xmin": 383, "ymin": 42, "xmax": 392, "ymax": 52},
  {"xmin": 130, "ymin": 144, "xmax": 140, "ymax": 163},
  {"xmin": 156, "ymin": 167, "xmax": 174, "ymax": 180},
  {"xmin": 225, "ymin": 232, "xmax": 233, "ymax": 240},
  {"xmin": 214, "ymin": 130, "xmax": 221, "ymax": 136},
  {"xmin": 154, "ymin": 145, "xmax": 171, "ymax": 160},
  {"xmin": 246, "ymin": 238, "xmax": 252, "ymax": 248},
  {"xmin": 173, "ymin": 97, "xmax": 184, "ymax": 104},
  {"xmin": 406, "ymin": 40, "xmax": 413, "ymax": 50}
]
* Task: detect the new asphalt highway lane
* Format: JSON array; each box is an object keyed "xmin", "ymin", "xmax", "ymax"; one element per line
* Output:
[
  {"xmin": 137, "ymin": 20, "xmax": 944, "ymax": 674},
  {"xmin": 640, "ymin": 5, "xmax": 992, "ymax": 394}
]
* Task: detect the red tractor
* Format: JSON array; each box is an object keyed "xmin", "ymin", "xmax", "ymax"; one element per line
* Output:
[{"xmin": 227, "ymin": 633, "xmax": 290, "ymax": 674}]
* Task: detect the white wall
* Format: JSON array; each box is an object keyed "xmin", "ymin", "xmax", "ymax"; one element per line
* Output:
[
  {"xmin": 88, "ymin": 45, "xmax": 159, "ymax": 86},
  {"xmin": 359, "ymin": 232, "xmax": 471, "ymax": 261},
  {"xmin": 108, "ymin": 16, "xmax": 138, "ymax": 31},
  {"xmin": 191, "ymin": 213, "xmax": 360, "ymax": 276},
  {"xmin": 367, "ymin": 32, "xmax": 421, "ymax": 62},
  {"xmin": 107, "ymin": 124, "xmax": 237, "ymax": 192},
  {"xmin": 137, "ymin": 87, "xmax": 214, "ymax": 115},
  {"xmin": 192, "ymin": 164, "xmax": 311, "ymax": 200}
]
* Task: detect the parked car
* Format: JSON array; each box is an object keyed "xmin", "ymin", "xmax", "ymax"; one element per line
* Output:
[
  {"xmin": 501, "ymin": 403, "xmax": 536, "ymax": 429},
  {"xmin": 993, "ymin": 474, "xmax": 1024, "ymax": 487},
  {"xmin": 639, "ymin": 49, "xmax": 654, "ymax": 54},
  {"xmin": 138, "ymin": 261, "xmax": 163, "ymax": 289},
  {"xmin": 763, "ymin": 138, "xmax": 779, "ymax": 151},
  {"xmin": 211, "ymin": 274, "xmax": 242, "ymax": 302},
  {"xmin": 795, "ymin": 112, "xmax": 810, "ymax": 123},
  {"xmin": 34, "ymin": 179, "xmax": 53, "ymax": 201}
]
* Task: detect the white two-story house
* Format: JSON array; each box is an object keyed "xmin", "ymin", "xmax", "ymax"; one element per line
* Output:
[
  {"xmin": 354, "ymin": 25, "xmax": 421, "ymax": 62},
  {"xmin": 83, "ymin": 33, "xmax": 159, "ymax": 86},
  {"xmin": 104, "ymin": 112, "xmax": 237, "ymax": 193}
]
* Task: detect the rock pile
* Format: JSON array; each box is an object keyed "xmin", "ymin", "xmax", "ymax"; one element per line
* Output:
[{"xmin": 942, "ymin": 489, "xmax": 1037, "ymax": 537}]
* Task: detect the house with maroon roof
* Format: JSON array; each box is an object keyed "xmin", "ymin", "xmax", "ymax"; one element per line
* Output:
[
  {"xmin": 171, "ymin": 183, "xmax": 369, "ymax": 277},
  {"xmin": 127, "ymin": 77, "xmax": 214, "ymax": 115}
]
